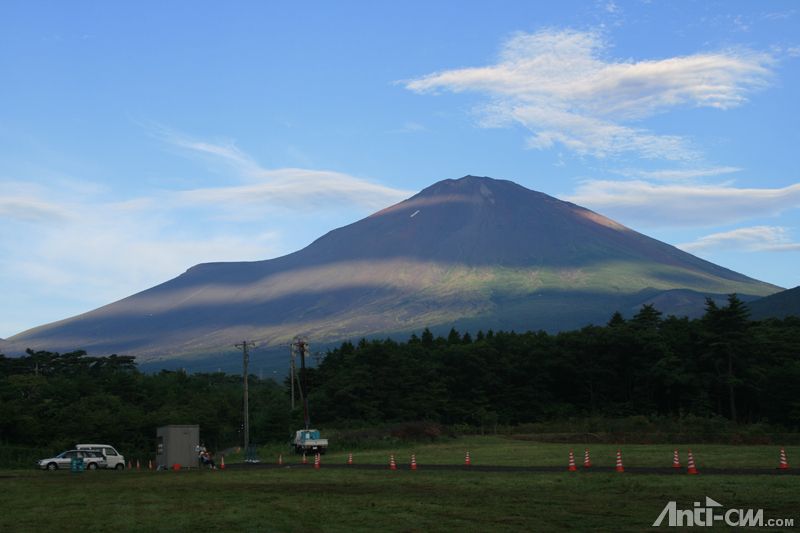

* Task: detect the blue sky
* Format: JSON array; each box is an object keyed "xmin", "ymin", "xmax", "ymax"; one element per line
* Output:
[{"xmin": 1, "ymin": 0, "xmax": 799, "ymax": 338}]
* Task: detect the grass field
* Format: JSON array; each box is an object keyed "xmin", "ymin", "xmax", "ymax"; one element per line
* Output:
[{"xmin": 2, "ymin": 437, "xmax": 797, "ymax": 532}]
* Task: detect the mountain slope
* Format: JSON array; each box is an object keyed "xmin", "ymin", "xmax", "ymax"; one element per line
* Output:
[
  {"xmin": 2, "ymin": 176, "xmax": 781, "ymax": 362},
  {"xmin": 746, "ymin": 286, "xmax": 800, "ymax": 319}
]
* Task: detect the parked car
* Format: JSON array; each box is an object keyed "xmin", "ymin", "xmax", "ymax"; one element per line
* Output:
[
  {"xmin": 75, "ymin": 444, "xmax": 126, "ymax": 470},
  {"xmin": 38, "ymin": 450, "xmax": 105, "ymax": 471}
]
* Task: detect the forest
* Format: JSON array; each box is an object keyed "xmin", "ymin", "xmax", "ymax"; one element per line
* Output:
[
  {"xmin": 1, "ymin": 295, "xmax": 799, "ymax": 458},
  {"xmin": 308, "ymin": 296, "xmax": 800, "ymax": 428}
]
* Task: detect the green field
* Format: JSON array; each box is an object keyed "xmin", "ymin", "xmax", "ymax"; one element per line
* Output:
[{"xmin": 2, "ymin": 437, "xmax": 797, "ymax": 532}]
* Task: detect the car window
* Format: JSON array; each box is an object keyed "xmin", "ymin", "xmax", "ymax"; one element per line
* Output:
[
  {"xmin": 104, "ymin": 448, "xmax": 117, "ymax": 456},
  {"xmin": 65, "ymin": 451, "xmax": 77, "ymax": 458}
]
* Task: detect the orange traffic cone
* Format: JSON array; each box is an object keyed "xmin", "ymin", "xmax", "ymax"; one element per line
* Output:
[
  {"xmin": 615, "ymin": 449, "xmax": 624, "ymax": 473},
  {"xmin": 779, "ymin": 448, "xmax": 789, "ymax": 470},
  {"xmin": 314, "ymin": 453, "xmax": 320, "ymax": 470},
  {"xmin": 686, "ymin": 450, "xmax": 698, "ymax": 475},
  {"xmin": 278, "ymin": 454, "xmax": 283, "ymax": 465},
  {"xmin": 220, "ymin": 455, "xmax": 226, "ymax": 470},
  {"xmin": 127, "ymin": 460, "xmax": 132, "ymax": 470},
  {"xmin": 136, "ymin": 459, "xmax": 141, "ymax": 471},
  {"xmin": 465, "ymin": 451, "xmax": 471, "ymax": 467},
  {"xmin": 583, "ymin": 448, "xmax": 592, "ymax": 468},
  {"xmin": 302, "ymin": 452, "xmax": 308, "ymax": 465},
  {"xmin": 410, "ymin": 454, "xmax": 417, "ymax": 471},
  {"xmin": 148, "ymin": 459, "xmax": 153, "ymax": 471},
  {"xmin": 672, "ymin": 449, "xmax": 681, "ymax": 469},
  {"xmin": 568, "ymin": 449, "xmax": 577, "ymax": 472},
  {"xmin": 389, "ymin": 454, "xmax": 397, "ymax": 471},
  {"xmin": 347, "ymin": 452, "xmax": 353, "ymax": 465}
]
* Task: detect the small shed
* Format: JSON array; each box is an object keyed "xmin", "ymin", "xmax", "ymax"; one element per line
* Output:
[{"xmin": 156, "ymin": 425, "xmax": 200, "ymax": 469}]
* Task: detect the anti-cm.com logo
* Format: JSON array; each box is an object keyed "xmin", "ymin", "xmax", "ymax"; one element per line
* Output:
[{"xmin": 653, "ymin": 497, "xmax": 795, "ymax": 528}]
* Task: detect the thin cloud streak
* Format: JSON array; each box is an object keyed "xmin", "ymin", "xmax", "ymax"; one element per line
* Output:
[
  {"xmin": 148, "ymin": 125, "xmax": 265, "ymax": 179},
  {"xmin": 615, "ymin": 166, "xmax": 742, "ymax": 180},
  {"xmin": 0, "ymin": 196, "xmax": 73, "ymax": 223},
  {"xmin": 156, "ymin": 127, "xmax": 413, "ymax": 209},
  {"xmin": 179, "ymin": 168, "xmax": 412, "ymax": 212},
  {"xmin": 405, "ymin": 29, "xmax": 774, "ymax": 159},
  {"xmin": 566, "ymin": 180, "xmax": 800, "ymax": 226},
  {"xmin": 679, "ymin": 226, "xmax": 800, "ymax": 252}
]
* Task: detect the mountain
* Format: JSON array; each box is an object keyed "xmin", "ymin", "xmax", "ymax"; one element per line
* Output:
[
  {"xmin": 1, "ymin": 176, "xmax": 781, "ymax": 367},
  {"xmin": 746, "ymin": 286, "xmax": 800, "ymax": 320}
]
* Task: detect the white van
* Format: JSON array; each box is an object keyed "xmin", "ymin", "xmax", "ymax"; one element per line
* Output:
[{"xmin": 76, "ymin": 444, "xmax": 126, "ymax": 470}]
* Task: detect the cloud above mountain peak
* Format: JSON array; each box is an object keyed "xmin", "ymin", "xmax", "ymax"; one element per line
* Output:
[{"xmin": 405, "ymin": 29, "xmax": 774, "ymax": 160}]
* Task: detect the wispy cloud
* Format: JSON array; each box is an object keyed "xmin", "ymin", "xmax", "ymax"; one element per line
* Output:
[
  {"xmin": 404, "ymin": 29, "xmax": 774, "ymax": 159},
  {"xmin": 179, "ymin": 168, "xmax": 412, "ymax": 212},
  {"xmin": 0, "ymin": 196, "xmax": 72, "ymax": 223},
  {"xmin": 614, "ymin": 166, "xmax": 742, "ymax": 180},
  {"xmin": 679, "ymin": 226, "xmax": 800, "ymax": 252},
  {"xmin": 155, "ymin": 127, "xmax": 412, "ymax": 209},
  {"xmin": 565, "ymin": 180, "xmax": 800, "ymax": 226},
  {"xmin": 762, "ymin": 10, "xmax": 796, "ymax": 21},
  {"xmin": 388, "ymin": 121, "xmax": 427, "ymax": 134},
  {"xmin": 149, "ymin": 124, "xmax": 264, "ymax": 178}
]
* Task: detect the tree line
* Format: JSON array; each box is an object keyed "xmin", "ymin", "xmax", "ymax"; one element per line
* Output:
[
  {"xmin": 307, "ymin": 296, "xmax": 800, "ymax": 429},
  {"xmin": 0, "ymin": 351, "xmax": 290, "ymax": 456},
  {"xmin": 1, "ymin": 295, "xmax": 798, "ymax": 458}
]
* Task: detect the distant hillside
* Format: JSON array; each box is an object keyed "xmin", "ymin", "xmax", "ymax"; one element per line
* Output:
[
  {"xmin": 1, "ymin": 175, "xmax": 781, "ymax": 367},
  {"xmin": 747, "ymin": 286, "xmax": 800, "ymax": 319}
]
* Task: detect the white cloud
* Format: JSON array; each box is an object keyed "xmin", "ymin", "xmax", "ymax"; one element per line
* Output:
[
  {"xmin": 614, "ymin": 166, "xmax": 741, "ymax": 180},
  {"xmin": 565, "ymin": 180, "xmax": 800, "ymax": 226},
  {"xmin": 679, "ymin": 226, "xmax": 800, "ymax": 252},
  {"xmin": 149, "ymin": 124, "xmax": 265, "ymax": 178},
  {"xmin": 512, "ymin": 106, "xmax": 694, "ymax": 159},
  {"xmin": 179, "ymin": 168, "xmax": 412, "ymax": 212},
  {"xmin": 762, "ymin": 10, "xmax": 796, "ymax": 21},
  {"xmin": 156, "ymin": 128, "xmax": 412, "ymax": 210},
  {"xmin": 405, "ymin": 29, "xmax": 774, "ymax": 159},
  {"xmin": 0, "ymin": 196, "xmax": 73, "ymax": 223}
]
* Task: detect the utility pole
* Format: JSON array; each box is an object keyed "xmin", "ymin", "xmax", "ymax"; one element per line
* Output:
[
  {"xmin": 234, "ymin": 340, "xmax": 255, "ymax": 452},
  {"xmin": 289, "ymin": 344, "xmax": 296, "ymax": 410},
  {"xmin": 291, "ymin": 337, "xmax": 310, "ymax": 429}
]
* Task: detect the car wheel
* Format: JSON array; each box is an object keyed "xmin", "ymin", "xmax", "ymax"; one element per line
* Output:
[
  {"xmin": 115, "ymin": 463, "xmax": 124, "ymax": 470},
  {"xmin": 46, "ymin": 462, "xmax": 58, "ymax": 471},
  {"xmin": 87, "ymin": 462, "xmax": 98, "ymax": 470}
]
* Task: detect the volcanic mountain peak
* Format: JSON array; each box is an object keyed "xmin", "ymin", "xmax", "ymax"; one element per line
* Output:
[
  {"xmin": 303, "ymin": 175, "xmax": 637, "ymax": 268},
  {"xmin": 2, "ymin": 175, "xmax": 782, "ymax": 366}
]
